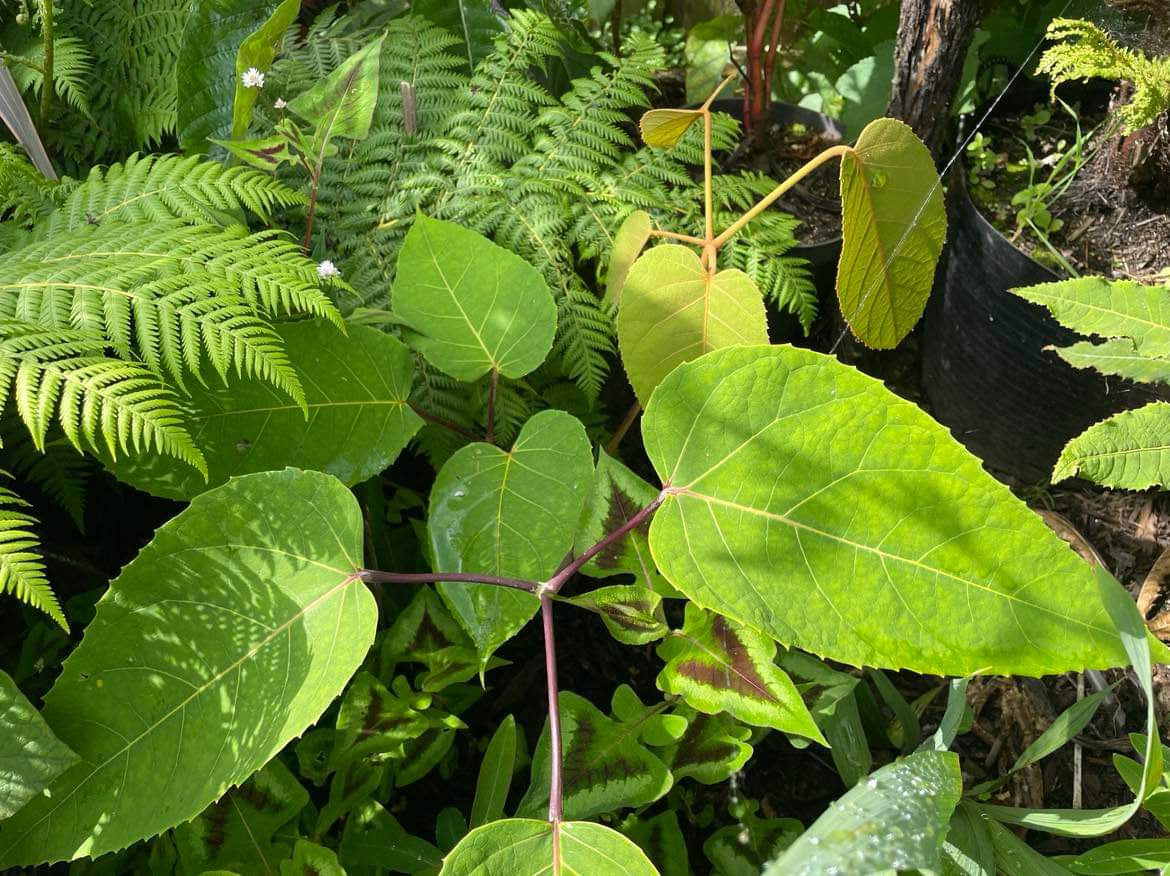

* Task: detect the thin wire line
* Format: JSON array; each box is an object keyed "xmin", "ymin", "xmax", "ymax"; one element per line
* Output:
[{"xmin": 828, "ymin": 0, "xmax": 1076, "ymax": 354}]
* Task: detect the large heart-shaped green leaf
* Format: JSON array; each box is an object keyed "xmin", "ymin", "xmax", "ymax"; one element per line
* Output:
[
  {"xmin": 430, "ymin": 410, "xmax": 593, "ymax": 666},
  {"xmin": 618, "ymin": 244, "xmax": 768, "ymax": 405},
  {"xmin": 642, "ymin": 345, "xmax": 1130, "ymax": 676},
  {"xmin": 0, "ymin": 469, "xmax": 374, "ymax": 864},
  {"xmin": 837, "ymin": 118, "xmax": 946, "ymax": 348},
  {"xmin": 766, "ymin": 750, "xmax": 962, "ymax": 874},
  {"xmin": 0, "ymin": 670, "xmax": 78, "ymax": 820},
  {"xmin": 393, "ymin": 215, "xmax": 557, "ymax": 381},
  {"xmin": 107, "ymin": 320, "xmax": 422, "ymax": 499},
  {"xmin": 441, "ymin": 818, "xmax": 660, "ymax": 876}
]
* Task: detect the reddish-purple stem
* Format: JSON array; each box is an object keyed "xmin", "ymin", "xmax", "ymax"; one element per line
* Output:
[
  {"xmin": 359, "ymin": 569, "xmax": 538, "ymax": 593},
  {"xmin": 410, "ymin": 403, "xmax": 479, "ymax": 442},
  {"xmin": 541, "ymin": 594, "xmax": 564, "ymax": 823}
]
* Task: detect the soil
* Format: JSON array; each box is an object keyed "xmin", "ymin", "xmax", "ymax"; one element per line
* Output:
[{"xmin": 969, "ymin": 91, "xmax": 1170, "ymax": 282}]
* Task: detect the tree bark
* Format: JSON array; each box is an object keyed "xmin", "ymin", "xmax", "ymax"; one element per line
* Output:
[{"xmin": 885, "ymin": 0, "xmax": 980, "ymax": 161}]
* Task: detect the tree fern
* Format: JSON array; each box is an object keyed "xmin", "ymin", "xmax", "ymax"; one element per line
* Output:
[
  {"xmin": 0, "ymin": 143, "xmax": 62, "ymax": 229},
  {"xmin": 0, "ymin": 417, "xmax": 90, "ymax": 531},
  {"xmin": 3, "ymin": 33, "xmax": 93, "ymax": 115},
  {"xmin": 1037, "ymin": 18, "xmax": 1170, "ymax": 133},
  {"xmin": 0, "ymin": 221, "xmax": 339, "ymax": 403},
  {"xmin": 0, "ymin": 319, "xmax": 204, "ymax": 473},
  {"xmin": 36, "ymin": 153, "xmax": 305, "ymax": 235},
  {"xmin": 0, "ymin": 476, "xmax": 64, "ymax": 629}
]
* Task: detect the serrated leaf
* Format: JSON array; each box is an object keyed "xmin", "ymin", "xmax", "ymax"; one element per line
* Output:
[
  {"xmin": 431, "ymin": 410, "xmax": 593, "ymax": 666},
  {"xmin": 625, "ymin": 810, "xmax": 689, "ymax": 876},
  {"xmin": 442, "ymin": 819, "xmax": 660, "ymax": 876},
  {"xmin": 575, "ymin": 451, "xmax": 671, "ymax": 595},
  {"xmin": 642, "ymin": 344, "xmax": 1131, "ymax": 676},
  {"xmin": 174, "ymin": 759, "xmax": 308, "ymax": 875},
  {"xmin": 339, "ymin": 799, "xmax": 443, "ymax": 873},
  {"xmin": 518, "ymin": 691, "xmax": 672, "ymax": 821},
  {"xmin": 470, "ymin": 715, "xmax": 516, "ymax": 829},
  {"xmin": 107, "ymin": 321, "xmax": 422, "ymax": 499},
  {"xmin": 661, "ymin": 706, "xmax": 753, "ymax": 785},
  {"xmin": 837, "ymin": 118, "xmax": 946, "ymax": 348},
  {"xmin": 564, "ymin": 584, "xmax": 668, "ymax": 645},
  {"xmin": 607, "ymin": 210, "xmax": 653, "ymax": 307},
  {"xmin": 1054, "ymin": 402, "xmax": 1170, "ymax": 489},
  {"xmin": 767, "ymin": 750, "xmax": 962, "ymax": 875},
  {"xmin": 1052, "ymin": 338, "xmax": 1170, "ymax": 386},
  {"xmin": 1013, "ymin": 277, "xmax": 1170, "ymax": 356},
  {"xmin": 412, "ymin": 0, "xmax": 504, "ymax": 72},
  {"xmin": 287, "ymin": 36, "xmax": 384, "ymax": 141},
  {"xmin": 0, "ymin": 670, "xmax": 78, "ymax": 820},
  {"xmin": 281, "ymin": 840, "xmax": 343, "ymax": 876},
  {"xmin": 0, "ymin": 469, "xmax": 374, "ymax": 864},
  {"xmin": 640, "ymin": 108, "xmax": 703, "ymax": 148},
  {"xmin": 618, "ymin": 244, "xmax": 768, "ymax": 405},
  {"xmin": 656, "ymin": 604, "xmax": 824, "ymax": 743},
  {"xmin": 393, "ymin": 214, "xmax": 557, "ymax": 381}
]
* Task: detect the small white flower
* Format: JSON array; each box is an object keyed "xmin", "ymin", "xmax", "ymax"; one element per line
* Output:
[
  {"xmin": 317, "ymin": 260, "xmax": 341, "ymax": 280},
  {"xmin": 274, "ymin": 97, "xmax": 287, "ymax": 109},
  {"xmin": 241, "ymin": 67, "xmax": 265, "ymax": 89}
]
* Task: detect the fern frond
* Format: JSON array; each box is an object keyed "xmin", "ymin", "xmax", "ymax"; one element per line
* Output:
[
  {"xmin": 553, "ymin": 282, "xmax": 615, "ymax": 401},
  {"xmin": 0, "ymin": 144, "xmax": 63, "ymax": 228},
  {"xmin": 0, "ymin": 417, "xmax": 90, "ymax": 531},
  {"xmin": 38, "ymin": 154, "xmax": 306, "ymax": 234},
  {"xmin": 410, "ymin": 358, "xmax": 476, "ymax": 466},
  {"xmin": 0, "ymin": 478, "xmax": 65, "ymax": 629},
  {"xmin": 0, "ymin": 319, "xmax": 205, "ymax": 475},
  {"xmin": 0, "ymin": 222, "xmax": 340, "ymax": 402},
  {"xmin": 4, "ymin": 34, "xmax": 94, "ymax": 115},
  {"xmin": 1037, "ymin": 18, "xmax": 1170, "ymax": 133}
]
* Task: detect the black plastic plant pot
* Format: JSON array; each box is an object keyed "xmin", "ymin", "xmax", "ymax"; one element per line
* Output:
[{"xmin": 920, "ymin": 173, "xmax": 1161, "ymax": 483}]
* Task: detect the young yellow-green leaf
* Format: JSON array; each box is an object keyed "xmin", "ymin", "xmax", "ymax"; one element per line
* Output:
[
  {"xmin": 642, "ymin": 345, "xmax": 1131, "ymax": 676},
  {"xmin": 232, "ymin": 0, "xmax": 301, "ymax": 140},
  {"xmin": 393, "ymin": 215, "xmax": 557, "ymax": 381},
  {"xmin": 441, "ymin": 818, "xmax": 660, "ymax": 876},
  {"xmin": 0, "ymin": 670, "xmax": 78, "ymax": 820},
  {"xmin": 837, "ymin": 118, "xmax": 946, "ymax": 348},
  {"xmin": 339, "ymin": 799, "xmax": 443, "ymax": 872},
  {"xmin": 470, "ymin": 715, "xmax": 517, "ymax": 829},
  {"xmin": 575, "ymin": 452, "xmax": 673, "ymax": 596},
  {"xmin": 661, "ymin": 706, "xmax": 753, "ymax": 785},
  {"xmin": 640, "ymin": 108, "xmax": 703, "ymax": 148},
  {"xmin": 107, "ymin": 321, "xmax": 422, "ymax": 499},
  {"xmin": 174, "ymin": 760, "xmax": 308, "ymax": 875},
  {"xmin": 287, "ymin": 35, "xmax": 385, "ymax": 141},
  {"xmin": 564, "ymin": 584, "xmax": 667, "ymax": 645},
  {"xmin": 657, "ymin": 604, "xmax": 824, "ymax": 743},
  {"xmin": 766, "ymin": 750, "xmax": 963, "ymax": 875},
  {"xmin": 1013, "ymin": 277, "xmax": 1170, "ymax": 356},
  {"xmin": 281, "ymin": 840, "xmax": 344, "ymax": 876},
  {"xmin": 1054, "ymin": 402, "xmax": 1170, "ymax": 489},
  {"xmin": 0, "ymin": 469, "xmax": 374, "ymax": 865},
  {"xmin": 431, "ymin": 411, "xmax": 593, "ymax": 667},
  {"xmin": 618, "ymin": 244, "xmax": 768, "ymax": 405},
  {"xmin": 518, "ymin": 691, "xmax": 672, "ymax": 820},
  {"xmin": 606, "ymin": 210, "xmax": 654, "ymax": 307},
  {"xmin": 1052, "ymin": 339, "xmax": 1170, "ymax": 386}
]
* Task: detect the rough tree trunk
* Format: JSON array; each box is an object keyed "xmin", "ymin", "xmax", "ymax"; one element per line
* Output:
[{"xmin": 885, "ymin": 0, "xmax": 980, "ymax": 161}]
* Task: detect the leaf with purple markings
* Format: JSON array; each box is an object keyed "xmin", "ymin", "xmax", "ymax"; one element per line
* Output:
[
  {"xmin": 330, "ymin": 673, "xmax": 452, "ymax": 769},
  {"xmin": 661, "ymin": 706, "xmax": 753, "ymax": 785},
  {"xmin": 657, "ymin": 604, "xmax": 825, "ymax": 744},
  {"xmin": 174, "ymin": 760, "xmax": 308, "ymax": 875},
  {"xmin": 564, "ymin": 584, "xmax": 668, "ymax": 645},
  {"xmin": 381, "ymin": 587, "xmax": 471, "ymax": 668},
  {"xmin": 518, "ymin": 691, "xmax": 672, "ymax": 820}
]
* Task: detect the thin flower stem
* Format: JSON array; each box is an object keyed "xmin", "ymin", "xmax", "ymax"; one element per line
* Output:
[
  {"xmin": 485, "ymin": 368, "xmax": 499, "ymax": 443},
  {"xmin": 712, "ymin": 145, "xmax": 851, "ymax": 248},
  {"xmin": 359, "ymin": 569, "xmax": 539, "ymax": 593},
  {"xmin": 541, "ymin": 594, "xmax": 564, "ymax": 823},
  {"xmin": 544, "ymin": 489, "xmax": 668, "ymax": 595},
  {"xmin": 603, "ymin": 400, "xmax": 641, "ymax": 456}
]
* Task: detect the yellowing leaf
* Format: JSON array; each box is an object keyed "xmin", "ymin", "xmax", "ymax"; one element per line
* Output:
[
  {"xmin": 640, "ymin": 108, "xmax": 703, "ymax": 148},
  {"xmin": 837, "ymin": 118, "xmax": 946, "ymax": 348}
]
